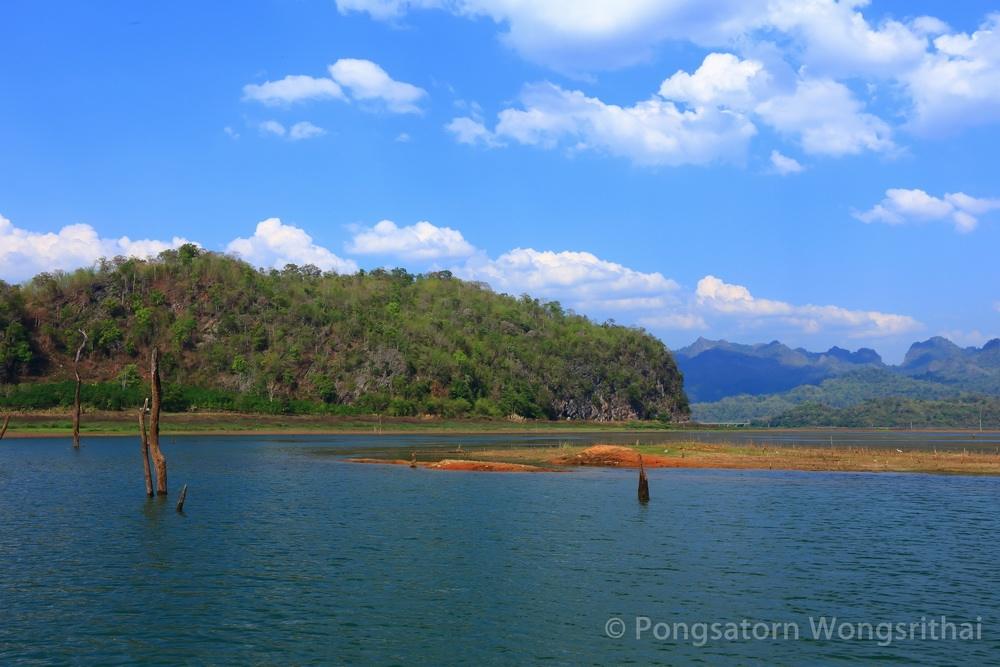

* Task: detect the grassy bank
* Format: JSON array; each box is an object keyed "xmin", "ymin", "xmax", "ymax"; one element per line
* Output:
[
  {"xmin": 0, "ymin": 411, "xmax": 683, "ymax": 437},
  {"xmin": 349, "ymin": 442, "xmax": 1000, "ymax": 476}
]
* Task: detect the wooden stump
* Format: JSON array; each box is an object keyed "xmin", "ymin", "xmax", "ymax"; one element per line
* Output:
[
  {"xmin": 148, "ymin": 348, "xmax": 168, "ymax": 495},
  {"xmin": 138, "ymin": 398, "xmax": 153, "ymax": 497},
  {"xmin": 72, "ymin": 330, "xmax": 88, "ymax": 449},
  {"xmin": 176, "ymin": 484, "xmax": 188, "ymax": 513},
  {"xmin": 638, "ymin": 454, "xmax": 650, "ymax": 504}
]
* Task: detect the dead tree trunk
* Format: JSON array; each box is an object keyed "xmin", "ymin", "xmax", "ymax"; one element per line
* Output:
[
  {"xmin": 72, "ymin": 329, "xmax": 88, "ymax": 448},
  {"xmin": 637, "ymin": 454, "xmax": 650, "ymax": 504},
  {"xmin": 176, "ymin": 484, "xmax": 188, "ymax": 513},
  {"xmin": 138, "ymin": 397, "xmax": 153, "ymax": 497},
  {"xmin": 0, "ymin": 415, "xmax": 10, "ymax": 441},
  {"xmin": 148, "ymin": 347, "xmax": 168, "ymax": 495}
]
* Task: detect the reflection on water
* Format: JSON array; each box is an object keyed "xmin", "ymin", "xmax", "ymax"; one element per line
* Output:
[{"xmin": 1, "ymin": 434, "xmax": 998, "ymax": 665}]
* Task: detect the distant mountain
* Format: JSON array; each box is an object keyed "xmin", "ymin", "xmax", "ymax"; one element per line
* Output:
[
  {"xmin": 674, "ymin": 337, "xmax": 883, "ymax": 402},
  {"xmin": 691, "ymin": 367, "xmax": 962, "ymax": 423},
  {"xmin": 899, "ymin": 336, "xmax": 1000, "ymax": 393},
  {"xmin": 685, "ymin": 335, "xmax": 1000, "ymax": 426}
]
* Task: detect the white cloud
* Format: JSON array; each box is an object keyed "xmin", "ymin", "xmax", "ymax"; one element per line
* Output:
[
  {"xmin": 258, "ymin": 120, "xmax": 287, "ymax": 137},
  {"xmin": 638, "ymin": 312, "xmax": 708, "ymax": 331},
  {"xmin": 337, "ymin": 0, "xmax": 769, "ymax": 73},
  {"xmin": 904, "ymin": 15, "xmax": 1000, "ymax": 134},
  {"xmin": 0, "ymin": 214, "xmax": 192, "ymax": 282},
  {"xmin": 446, "ymin": 117, "xmax": 504, "ymax": 147},
  {"xmin": 347, "ymin": 220, "xmax": 476, "ymax": 260},
  {"xmin": 257, "ymin": 120, "xmax": 326, "ymax": 141},
  {"xmin": 288, "ymin": 121, "xmax": 326, "ymax": 141},
  {"xmin": 754, "ymin": 78, "xmax": 894, "ymax": 156},
  {"xmin": 658, "ymin": 52, "xmax": 768, "ymax": 110},
  {"xmin": 769, "ymin": 150, "xmax": 804, "ymax": 175},
  {"xmin": 457, "ymin": 247, "xmax": 679, "ymax": 309},
  {"xmin": 695, "ymin": 275, "xmax": 919, "ymax": 338},
  {"xmin": 463, "ymin": 81, "xmax": 757, "ymax": 166},
  {"xmin": 242, "ymin": 74, "xmax": 345, "ymax": 105},
  {"xmin": 763, "ymin": 0, "xmax": 929, "ymax": 78},
  {"xmin": 853, "ymin": 188, "xmax": 1000, "ymax": 233},
  {"xmin": 243, "ymin": 59, "xmax": 425, "ymax": 114},
  {"xmin": 328, "ymin": 59, "xmax": 427, "ymax": 113},
  {"xmin": 223, "ymin": 126, "xmax": 240, "ymax": 139},
  {"xmin": 395, "ymin": 132, "xmax": 411, "ymax": 142},
  {"xmin": 226, "ymin": 218, "xmax": 358, "ymax": 273}
]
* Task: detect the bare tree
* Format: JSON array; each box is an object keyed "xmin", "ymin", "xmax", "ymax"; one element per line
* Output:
[
  {"xmin": 138, "ymin": 397, "xmax": 153, "ymax": 497},
  {"xmin": 637, "ymin": 454, "xmax": 650, "ymax": 504},
  {"xmin": 148, "ymin": 347, "xmax": 168, "ymax": 495},
  {"xmin": 72, "ymin": 329, "xmax": 88, "ymax": 448}
]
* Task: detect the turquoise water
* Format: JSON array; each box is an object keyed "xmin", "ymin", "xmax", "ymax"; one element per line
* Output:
[{"xmin": 1, "ymin": 435, "xmax": 998, "ymax": 665}]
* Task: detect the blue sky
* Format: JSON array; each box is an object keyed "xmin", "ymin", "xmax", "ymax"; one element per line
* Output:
[{"xmin": 2, "ymin": 0, "xmax": 999, "ymax": 362}]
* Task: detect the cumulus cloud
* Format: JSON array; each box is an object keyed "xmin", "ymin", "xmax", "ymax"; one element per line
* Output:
[
  {"xmin": 754, "ymin": 78, "xmax": 894, "ymax": 156},
  {"xmin": 0, "ymin": 214, "xmax": 192, "ymax": 283},
  {"xmin": 452, "ymin": 51, "xmax": 901, "ymax": 165},
  {"xmin": 695, "ymin": 275, "xmax": 920, "ymax": 337},
  {"xmin": 454, "ymin": 81, "xmax": 757, "ymax": 166},
  {"xmin": 288, "ymin": 121, "xmax": 326, "ymax": 140},
  {"xmin": 337, "ymin": 0, "xmax": 768, "ymax": 73},
  {"xmin": 446, "ymin": 117, "xmax": 504, "ymax": 147},
  {"xmin": 904, "ymin": 15, "xmax": 1000, "ymax": 134},
  {"xmin": 658, "ymin": 52, "xmax": 768, "ymax": 110},
  {"xmin": 243, "ymin": 59, "xmax": 425, "ymax": 114},
  {"xmin": 457, "ymin": 247, "xmax": 679, "ymax": 311},
  {"xmin": 328, "ymin": 59, "xmax": 427, "ymax": 113},
  {"xmin": 243, "ymin": 75, "xmax": 346, "ymax": 105},
  {"xmin": 347, "ymin": 220, "xmax": 476, "ymax": 260},
  {"xmin": 258, "ymin": 120, "xmax": 287, "ymax": 137},
  {"xmin": 763, "ymin": 0, "xmax": 930, "ymax": 78},
  {"xmin": 769, "ymin": 150, "xmax": 804, "ymax": 175},
  {"xmin": 257, "ymin": 120, "xmax": 326, "ymax": 141},
  {"xmin": 853, "ymin": 188, "xmax": 1000, "ymax": 233},
  {"xmin": 226, "ymin": 218, "xmax": 358, "ymax": 273}
]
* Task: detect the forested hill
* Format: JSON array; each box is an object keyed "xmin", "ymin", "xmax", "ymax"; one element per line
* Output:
[{"xmin": 0, "ymin": 246, "xmax": 689, "ymax": 421}]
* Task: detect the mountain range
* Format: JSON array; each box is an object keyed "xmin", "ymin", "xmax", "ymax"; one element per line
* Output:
[{"xmin": 677, "ymin": 336, "xmax": 1000, "ymax": 424}]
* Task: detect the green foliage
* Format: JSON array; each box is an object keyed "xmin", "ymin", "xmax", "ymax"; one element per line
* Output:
[
  {"xmin": 769, "ymin": 396, "xmax": 1000, "ymax": 429},
  {"xmin": 0, "ymin": 251, "xmax": 689, "ymax": 420}
]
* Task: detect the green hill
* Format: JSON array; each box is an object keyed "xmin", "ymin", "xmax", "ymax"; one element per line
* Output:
[
  {"xmin": 0, "ymin": 246, "xmax": 689, "ymax": 421},
  {"xmin": 691, "ymin": 368, "xmax": 963, "ymax": 423}
]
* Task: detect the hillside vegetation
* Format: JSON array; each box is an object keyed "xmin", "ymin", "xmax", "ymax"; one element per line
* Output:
[{"xmin": 0, "ymin": 246, "xmax": 689, "ymax": 421}]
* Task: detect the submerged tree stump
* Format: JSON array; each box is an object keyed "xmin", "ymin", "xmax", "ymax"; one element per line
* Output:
[
  {"xmin": 138, "ymin": 398, "xmax": 154, "ymax": 497},
  {"xmin": 638, "ymin": 454, "xmax": 650, "ymax": 504},
  {"xmin": 175, "ymin": 484, "xmax": 188, "ymax": 513},
  {"xmin": 148, "ymin": 347, "xmax": 168, "ymax": 495},
  {"xmin": 72, "ymin": 329, "xmax": 88, "ymax": 449}
]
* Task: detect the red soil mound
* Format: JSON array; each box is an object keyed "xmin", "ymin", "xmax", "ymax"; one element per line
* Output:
[{"xmin": 552, "ymin": 445, "xmax": 677, "ymax": 468}]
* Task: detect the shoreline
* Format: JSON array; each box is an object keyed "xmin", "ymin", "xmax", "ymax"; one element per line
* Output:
[
  {"xmin": 2, "ymin": 410, "xmax": 998, "ymax": 439},
  {"xmin": 345, "ymin": 443, "xmax": 1000, "ymax": 476}
]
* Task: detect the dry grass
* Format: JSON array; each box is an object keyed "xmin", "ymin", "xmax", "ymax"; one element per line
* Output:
[{"xmin": 351, "ymin": 442, "xmax": 1000, "ymax": 475}]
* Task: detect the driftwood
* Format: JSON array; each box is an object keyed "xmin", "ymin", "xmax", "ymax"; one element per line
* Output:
[
  {"xmin": 637, "ymin": 454, "xmax": 650, "ymax": 504},
  {"xmin": 72, "ymin": 329, "xmax": 88, "ymax": 448},
  {"xmin": 148, "ymin": 347, "xmax": 168, "ymax": 495},
  {"xmin": 0, "ymin": 414, "xmax": 10, "ymax": 441},
  {"xmin": 138, "ymin": 398, "xmax": 153, "ymax": 497},
  {"xmin": 175, "ymin": 484, "xmax": 188, "ymax": 513}
]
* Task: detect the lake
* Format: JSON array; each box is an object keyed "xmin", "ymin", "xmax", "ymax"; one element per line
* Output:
[{"xmin": 1, "ymin": 433, "xmax": 998, "ymax": 665}]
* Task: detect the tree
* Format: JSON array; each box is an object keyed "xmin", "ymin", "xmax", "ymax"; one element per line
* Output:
[{"xmin": 72, "ymin": 329, "xmax": 88, "ymax": 448}]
